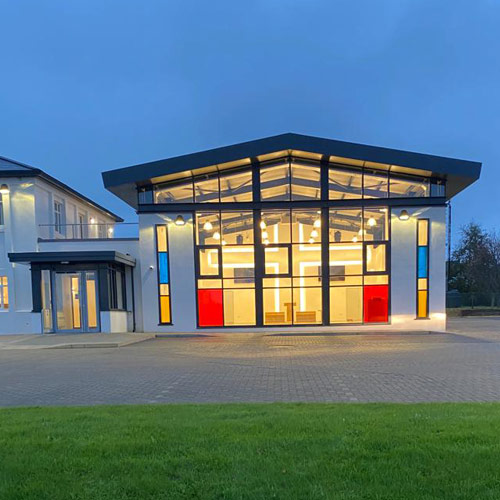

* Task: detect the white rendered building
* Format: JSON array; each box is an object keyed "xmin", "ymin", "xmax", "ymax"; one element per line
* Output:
[{"xmin": 3, "ymin": 134, "xmax": 481, "ymax": 334}]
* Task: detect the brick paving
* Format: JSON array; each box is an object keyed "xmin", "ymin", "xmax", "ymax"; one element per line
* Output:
[{"xmin": 1, "ymin": 317, "xmax": 500, "ymax": 406}]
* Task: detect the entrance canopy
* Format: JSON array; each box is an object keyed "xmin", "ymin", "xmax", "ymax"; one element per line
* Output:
[
  {"xmin": 8, "ymin": 251, "xmax": 136, "ymax": 267},
  {"xmin": 102, "ymin": 133, "xmax": 481, "ymax": 208}
]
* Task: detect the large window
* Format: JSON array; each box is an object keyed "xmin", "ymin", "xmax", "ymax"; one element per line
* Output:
[
  {"xmin": 328, "ymin": 208, "xmax": 389, "ymax": 324},
  {"xmin": 143, "ymin": 157, "xmax": 445, "ymax": 205},
  {"xmin": 194, "ymin": 207, "xmax": 391, "ymax": 327},
  {"xmin": 108, "ymin": 266, "xmax": 125, "ymax": 310},
  {"xmin": 156, "ymin": 225, "xmax": 172, "ymax": 324},
  {"xmin": 0, "ymin": 276, "xmax": 8, "ymax": 310},
  {"xmin": 196, "ymin": 211, "xmax": 255, "ymax": 327}
]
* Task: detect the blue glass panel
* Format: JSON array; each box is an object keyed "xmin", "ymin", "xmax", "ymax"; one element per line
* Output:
[
  {"xmin": 159, "ymin": 252, "xmax": 169, "ymax": 284},
  {"xmin": 417, "ymin": 247, "xmax": 428, "ymax": 278}
]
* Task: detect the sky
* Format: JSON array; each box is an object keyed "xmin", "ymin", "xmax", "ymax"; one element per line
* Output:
[{"xmin": 0, "ymin": 0, "xmax": 498, "ymax": 244}]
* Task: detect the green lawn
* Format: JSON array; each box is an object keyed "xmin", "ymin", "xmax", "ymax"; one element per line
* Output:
[{"xmin": 1, "ymin": 404, "xmax": 500, "ymax": 499}]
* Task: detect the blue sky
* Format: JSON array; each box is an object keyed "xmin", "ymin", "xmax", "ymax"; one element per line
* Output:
[{"xmin": 0, "ymin": 0, "xmax": 498, "ymax": 241}]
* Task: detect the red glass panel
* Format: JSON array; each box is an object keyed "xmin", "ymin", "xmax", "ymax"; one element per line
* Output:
[
  {"xmin": 364, "ymin": 285, "xmax": 389, "ymax": 323},
  {"xmin": 198, "ymin": 289, "xmax": 223, "ymax": 327}
]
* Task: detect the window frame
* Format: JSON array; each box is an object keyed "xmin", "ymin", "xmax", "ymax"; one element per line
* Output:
[
  {"xmin": 155, "ymin": 224, "xmax": 173, "ymax": 325},
  {"xmin": 53, "ymin": 199, "xmax": 64, "ymax": 235},
  {"xmin": 0, "ymin": 276, "xmax": 8, "ymax": 310},
  {"xmin": 416, "ymin": 218, "xmax": 430, "ymax": 319}
]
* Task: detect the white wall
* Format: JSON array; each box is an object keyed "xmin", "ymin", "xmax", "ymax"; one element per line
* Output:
[
  {"xmin": 391, "ymin": 206, "xmax": 446, "ymax": 331},
  {"xmin": 138, "ymin": 213, "xmax": 197, "ymax": 333},
  {"xmin": 136, "ymin": 207, "xmax": 447, "ymax": 334}
]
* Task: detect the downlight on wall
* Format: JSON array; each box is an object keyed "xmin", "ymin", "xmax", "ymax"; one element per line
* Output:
[
  {"xmin": 0, "ymin": 184, "xmax": 9, "ymax": 194},
  {"xmin": 399, "ymin": 210, "xmax": 410, "ymax": 221},
  {"xmin": 174, "ymin": 215, "xmax": 186, "ymax": 226}
]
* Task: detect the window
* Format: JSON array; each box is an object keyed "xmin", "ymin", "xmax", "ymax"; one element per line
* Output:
[
  {"xmin": 155, "ymin": 180, "xmax": 193, "ymax": 203},
  {"xmin": 260, "ymin": 163, "xmax": 290, "ymax": 201},
  {"xmin": 77, "ymin": 213, "xmax": 86, "ymax": 239},
  {"xmin": 195, "ymin": 211, "xmax": 256, "ymax": 326},
  {"xmin": 390, "ymin": 174, "xmax": 429, "ymax": 198},
  {"xmin": 329, "ymin": 207, "xmax": 389, "ymax": 324},
  {"xmin": 0, "ymin": 276, "xmax": 8, "ymax": 310},
  {"xmin": 329, "ymin": 166, "xmax": 362, "ymax": 200},
  {"xmin": 54, "ymin": 200, "xmax": 64, "ymax": 234},
  {"xmin": 108, "ymin": 267, "xmax": 125, "ymax": 310},
  {"xmin": 219, "ymin": 170, "xmax": 253, "ymax": 202},
  {"xmin": 156, "ymin": 225, "xmax": 172, "ymax": 324},
  {"xmin": 0, "ymin": 194, "xmax": 4, "ymax": 225},
  {"xmin": 98, "ymin": 220, "xmax": 106, "ymax": 239},
  {"xmin": 416, "ymin": 219, "xmax": 429, "ymax": 318}
]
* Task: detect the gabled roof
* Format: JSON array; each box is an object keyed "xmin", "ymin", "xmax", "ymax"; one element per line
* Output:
[
  {"xmin": 102, "ymin": 132, "xmax": 482, "ymax": 208},
  {"xmin": 0, "ymin": 155, "xmax": 123, "ymax": 222}
]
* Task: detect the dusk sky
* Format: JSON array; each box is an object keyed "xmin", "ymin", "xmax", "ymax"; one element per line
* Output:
[{"xmin": 1, "ymin": 0, "xmax": 498, "ymax": 243}]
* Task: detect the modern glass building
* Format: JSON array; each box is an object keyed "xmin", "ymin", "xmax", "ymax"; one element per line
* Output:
[{"xmin": 99, "ymin": 133, "xmax": 481, "ymax": 333}]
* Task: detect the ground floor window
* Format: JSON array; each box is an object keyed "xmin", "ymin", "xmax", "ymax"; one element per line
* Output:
[
  {"xmin": 194, "ymin": 207, "xmax": 390, "ymax": 327},
  {"xmin": 0, "ymin": 276, "xmax": 8, "ymax": 309}
]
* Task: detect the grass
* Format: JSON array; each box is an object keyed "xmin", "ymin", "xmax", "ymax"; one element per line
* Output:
[{"xmin": 1, "ymin": 403, "xmax": 500, "ymax": 499}]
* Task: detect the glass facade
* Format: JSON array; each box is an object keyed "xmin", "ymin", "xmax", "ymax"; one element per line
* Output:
[
  {"xmin": 194, "ymin": 207, "xmax": 390, "ymax": 327},
  {"xmin": 148, "ymin": 156, "xmax": 442, "ymax": 328},
  {"xmin": 156, "ymin": 225, "xmax": 172, "ymax": 324},
  {"xmin": 140, "ymin": 156, "xmax": 446, "ymax": 205}
]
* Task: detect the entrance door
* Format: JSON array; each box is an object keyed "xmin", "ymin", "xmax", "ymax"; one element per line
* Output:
[{"xmin": 53, "ymin": 271, "xmax": 100, "ymax": 333}]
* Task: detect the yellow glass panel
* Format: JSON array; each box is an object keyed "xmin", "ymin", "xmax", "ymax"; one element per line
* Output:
[
  {"xmin": 418, "ymin": 278, "xmax": 427, "ymax": 291},
  {"xmin": 160, "ymin": 284, "xmax": 170, "ymax": 295},
  {"xmin": 293, "ymin": 287, "xmax": 322, "ymax": 324},
  {"xmin": 417, "ymin": 290, "xmax": 428, "ymax": 318},
  {"xmin": 71, "ymin": 276, "xmax": 81, "ymax": 329},
  {"xmin": 223, "ymin": 289, "xmax": 256, "ymax": 326},
  {"xmin": 263, "ymin": 287, "xmax": 292, "ymax": 324},
  {"xmin": 418, "ymin": 220, "xmax": 429, "ymax": 246},
  {"xmin": 262, "ymin": 278, "xmax": 292, "ymax": 288},
  {"xmin": 160, "ymin": 295, "xmax": 171, "ymax": 323},
  {"xmin": 330, "ymin": 286, "xmax": 362, "ymax": 324},
  {"xmin": 366, "ymin": 244, "xmax": 386, "ymax": 273},
  {"xmin": 86, "ymin": 278, "xmax": 97, "ymax": 329},
  {"xmin": 364, "ymin": 275, "xmax": 389, "ymax": 285},
  {"xmin": 198, "ymin": 279, "xmax": 222, "ymax": 289},
  {"xmin": 156, "ymin": 225, "xmax": 168, "ymax": 252}
]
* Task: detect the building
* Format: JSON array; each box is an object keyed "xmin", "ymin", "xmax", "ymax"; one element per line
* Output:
[{"xmin": 3, "ymin": 133, "xmax": 481, "ymax": 334}]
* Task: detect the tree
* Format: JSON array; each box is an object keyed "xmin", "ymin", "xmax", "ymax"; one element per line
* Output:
[{"xmin": 449, "ymin": 223, "xmax": 500, "ymax": 302}]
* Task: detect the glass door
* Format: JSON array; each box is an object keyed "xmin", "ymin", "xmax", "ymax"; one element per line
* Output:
[{"xmin": 53, "ymin": 271, "xmax": 100, "ymax": 333}]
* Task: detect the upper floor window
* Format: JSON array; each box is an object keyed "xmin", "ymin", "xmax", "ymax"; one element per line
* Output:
[
  {"xmin": 0, "ymin": 276, "xmax": 8, "ymax": 310},
  {"xmin": 0, "ymin": 194, "xmax": 4, "ymax": 225},
  {"xmin": 54, "ymin": 200, "xmax": 64, "ymax": 234},
  {"xmin": 142, "ymin": 157, "xmax": 446, "ymax": 205}
]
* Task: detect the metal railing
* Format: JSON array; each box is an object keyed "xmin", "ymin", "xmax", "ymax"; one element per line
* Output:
[
  {"xmin": 38, "ymin": 222, "xmax": 138, "ymax": 240},
  {"xmin": 447, "ymin": 291, "xmax": 500, "ymax": 309}
]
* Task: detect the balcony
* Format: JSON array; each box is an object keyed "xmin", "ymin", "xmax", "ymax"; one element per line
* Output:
[{"xmin": 38, "ymin": 222, "xmax": 138, "ymax": 241}]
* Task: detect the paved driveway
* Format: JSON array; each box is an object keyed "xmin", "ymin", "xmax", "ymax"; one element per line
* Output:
[{"xmin": 1, "ymin": 317, "xmax": 500, "ymax": 406}]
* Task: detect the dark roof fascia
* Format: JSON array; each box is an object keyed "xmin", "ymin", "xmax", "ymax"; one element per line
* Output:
[
  {"xmin": 102, "ymin": 133, "xmax": 481, "ymax": 197},
  {"xmin": 1, "ymin": 161, "xmax": 123, "ymax": 222},
  {"xmin": 8, "ymin": 251, "xmax": 136, "ymax": 267}
]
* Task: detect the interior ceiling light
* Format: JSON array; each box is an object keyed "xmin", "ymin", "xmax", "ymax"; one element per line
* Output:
[
  {"xmin": 308, "ymin": 237, "xmax": 315, "ymax": 244},
  {"xmin": 399, "ymin": 209, "xmax": 410, "ymax": 221},
  {"xmin": 352, "ymin": 236, "xmax": 358, "ymax": 243},
  {"xmin": 221, "ymin": 239, "xmax": 227, "ymax": 246},
  {"xmin": 262, "ymin": 231, "xmax": 269, "ymax": 239},
  {"xmin": 203, "ymin": 221, "xmax": 213, "ymax": 231},
  {"xmin": 260, "ymin": 221, "xmax": 266, "ymax": 229},
  {"xmin": 313, "ymin": 219, "xmax": 321, "ymax": 228},
  {"xmin": 367, "ymin": 217, "xmax": 377, "ymax": 227},
  {"xmin": 310, "ymin": 229, "xmax": 319, "ymax": 238},
  {"xmin": 263, "ymin": 239, "xmax": 270, "ymax": 245},
  {"xmin": 213, "ymin": 231, "xmax": 221, "ymax": 240},
  {"xmin": 175, "ymin": 215, "xmax": 185, "ymax": 226}
]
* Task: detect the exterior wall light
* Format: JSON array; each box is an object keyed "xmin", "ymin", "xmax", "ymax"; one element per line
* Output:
[
  {"xmin": 175, "ymin": 215, "xmax": 185, "ymax": 226},
  {"xmin": 0, "ymin": 184, "xmax": 9, "ymax": 194},
  {"xmin": 90, "ymin": 217, "xmax": 96, "ymax": 224},
  {"xmin": 399, "ymin": 210, "xmax": 410, "ymax": 221}
]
